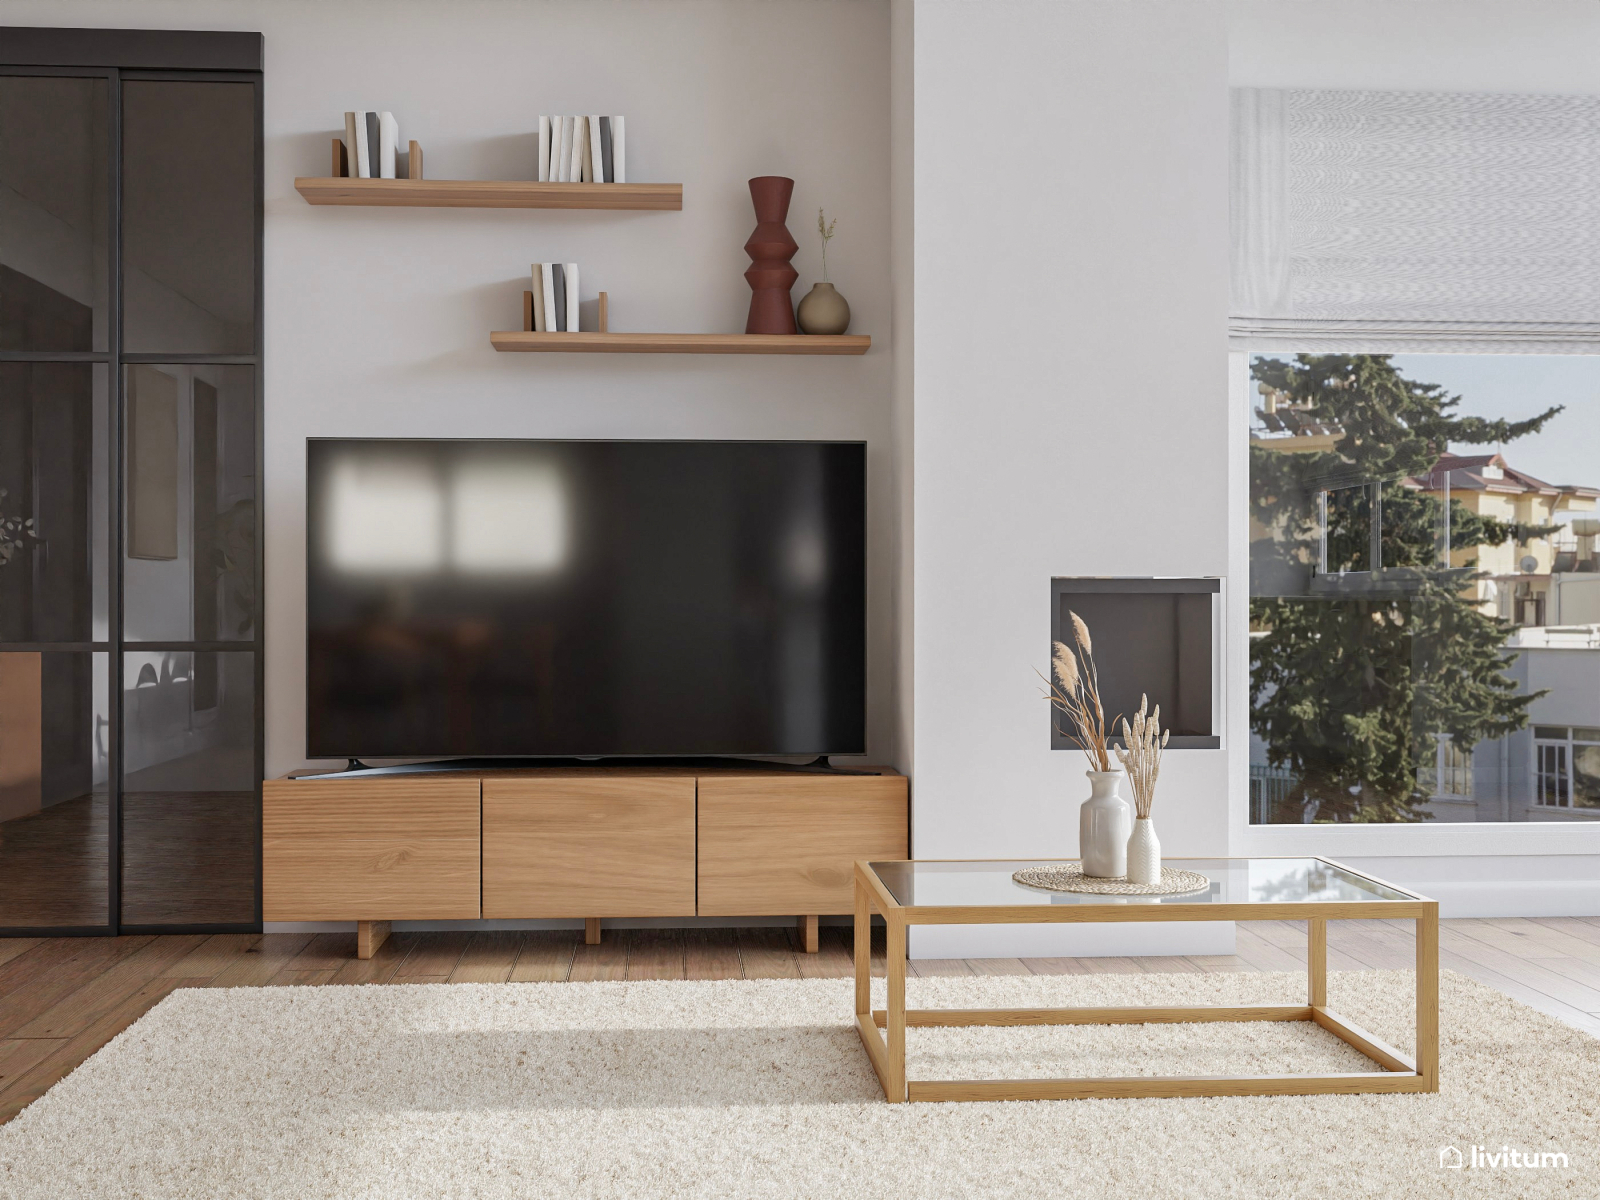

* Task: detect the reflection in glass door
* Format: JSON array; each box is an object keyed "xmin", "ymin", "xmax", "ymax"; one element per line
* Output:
[{"xmin": 0, "ymin": 53, "xmax": 262, "ymax": 933}]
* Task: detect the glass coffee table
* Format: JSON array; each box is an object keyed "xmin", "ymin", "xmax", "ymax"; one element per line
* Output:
[{"xmin": 853, "ymin": 857, "xmax": 1439, "ymax": 1103}]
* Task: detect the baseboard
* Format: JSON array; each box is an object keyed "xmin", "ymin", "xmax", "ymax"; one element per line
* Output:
[
  {"xmin": 262, "ymin": 915, "xmax": 849, "ymax": 934},
  {"xmin": 907, "ymin": 922, "xmax": 1237, "ymax": 960},
  {"xmin": 1407, "ymin": 880, "xmax": 1600, "ymax": 918}
]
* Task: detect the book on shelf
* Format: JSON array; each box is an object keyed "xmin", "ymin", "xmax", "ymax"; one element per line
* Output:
[
  {"xmin": 569, "ymin": 116, "xmax": 586, "ymax": 184},
  {"xmin": 537, "ymin": 115, "xmax": 627, "ymax": 182},
  {"xmin": 531, "ymin": 264, "xmax": 548, "ymax": 332},
  {"xmin": 529, "ymin": 263, "xmax": 583, "ymax": 332},
  {"xmin": 342, "ymin": 110, "xmax": 400, "ymax": 178},
  {"xmin": 378, "ymin": 112, "xmax": 398, "ymax": 179},
  {"xmin": 540, "ymin": 263, "xmax": 558, "ymax": 332},
  {"xmin": 364, "ymin": 112, "xmax": 380, "ymax": 178},
  {"xmin": 346, "ymin": 112, "xmax": 369, "ymax": 178},
  {"xmin": 343, "ymin": 112, "xmax": 359, "ymax": 176},
  {"xmin": 586, "ymin": 116, "xmax": 602, "ymax": 186}
]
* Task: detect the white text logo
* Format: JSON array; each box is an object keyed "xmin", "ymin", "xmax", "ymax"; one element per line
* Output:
[{"xmin": 1439, "ymin": 1145, "xmax": 1570, "ymax": 1170}]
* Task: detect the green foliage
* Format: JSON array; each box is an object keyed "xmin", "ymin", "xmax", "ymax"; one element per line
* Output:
[{"xmin": 1250, "ymin": 354, "xmax": 1558, "ymax": 822}]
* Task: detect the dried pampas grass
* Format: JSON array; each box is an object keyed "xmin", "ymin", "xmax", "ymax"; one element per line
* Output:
[
  {"xmin": 1042, "ymin": 611, "xmax": 1113, "ymax": 772},
  {"xmin": 1115, "ymin": 694, "xmax": 1169, "ymax": 818}
]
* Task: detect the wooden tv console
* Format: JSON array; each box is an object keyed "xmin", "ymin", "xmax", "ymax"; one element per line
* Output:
[{"xmin": 262, "ymin": 765, "xmax": 908, "ymax": 958}]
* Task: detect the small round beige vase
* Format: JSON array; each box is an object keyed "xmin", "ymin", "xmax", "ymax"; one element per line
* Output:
[{"xmin": 797, "ymin": 282, "xmax": 851, "ymax": 334}]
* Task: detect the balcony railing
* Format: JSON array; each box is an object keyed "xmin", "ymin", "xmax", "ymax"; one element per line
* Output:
[{"xmin": 1250, "ymin": 764, "xmax": 1298, "ymax": 823}]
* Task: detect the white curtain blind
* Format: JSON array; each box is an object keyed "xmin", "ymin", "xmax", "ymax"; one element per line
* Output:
[{"xmin": 1231, "ymin": 87, "xmax": 1600, "ymax": 353}]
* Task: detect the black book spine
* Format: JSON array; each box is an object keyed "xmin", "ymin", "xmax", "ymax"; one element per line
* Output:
[
  {"xmin": 551, "ymin": 263, "xmax": 566, "ymax": 331},
  {"xmin": 600, "ymin": 116, "xmax": 614, "ymax": 184},
  {"xmin": 365, "ymin": 111, "xmax": 380, "ymax": 179}
]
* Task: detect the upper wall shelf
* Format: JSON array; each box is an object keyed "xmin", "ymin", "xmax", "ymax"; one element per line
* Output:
[{"xmin": 294, "ymin": 138, "xmax": 683, "ymax": 211}]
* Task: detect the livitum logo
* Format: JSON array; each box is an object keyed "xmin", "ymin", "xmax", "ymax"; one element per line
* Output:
[{"xmin": 1439, "ymin": 1145, "xmax": 1571, "ymax": 1170}]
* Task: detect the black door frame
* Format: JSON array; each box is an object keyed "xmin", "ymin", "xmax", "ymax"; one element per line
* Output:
[{"xmin": 0, "ymin": 28, "xmax": 264, "ymax": 936}]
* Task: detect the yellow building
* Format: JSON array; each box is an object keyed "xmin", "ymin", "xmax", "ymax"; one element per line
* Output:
[{"xmin": 1410, "ymin": 453, "xmax": 1599, "ymax": 625}]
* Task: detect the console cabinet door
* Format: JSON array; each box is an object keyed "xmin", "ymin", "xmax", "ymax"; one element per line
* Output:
[
  {"xmin": 482, "ymin": 776, "xmax": 696, "ymax": 918},
  {"xmin": 262, "ymin": 778, "xmax": 481, "ymax": 920},
  {"xmin": 696, "ymin": 775, "xmax": 908, "ymax": 916}
]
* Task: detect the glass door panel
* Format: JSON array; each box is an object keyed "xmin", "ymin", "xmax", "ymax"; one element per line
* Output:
[
  {"xmin": 0, "ymin": 650, "xmax": 109, "ymax": 927},
  {"xmin": 0, "ymin": 76, "xmax": 109, "ymax": 352},
  {"xmin": 121, "ymin": 81, "xmax": 255, "ymax": 354},
  {"xmin": 121, "ymin": 364, "xmax": 256, "ymax": 643},
  {"xmin": 120, "ymin": 650, "xmax": 254, "ymax": 925},
  {"xmin": 0, "ymin": 362, "xmax": 108, "ymax": 643}
]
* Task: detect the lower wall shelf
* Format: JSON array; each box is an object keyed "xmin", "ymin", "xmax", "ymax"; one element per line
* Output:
[{"xmin": 489, "ymin": 331, "xmax": 871, "ymax": 355}]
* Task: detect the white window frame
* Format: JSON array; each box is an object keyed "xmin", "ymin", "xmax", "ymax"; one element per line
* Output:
[
  {"xmin": 1535, "ymin": 735, "xmax": 1570, "ymax": 807},
  {"xmin": 1228, "ymin": 351, "xmax": 1600, "ymax": 857}
]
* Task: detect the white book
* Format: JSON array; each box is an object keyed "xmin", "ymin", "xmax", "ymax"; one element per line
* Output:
[
  {"xmin": 379, "ymin": 112, "xmax": 398, "ymax": 179},
  {"xmin": 538, "ymin": 116, "xmax": 551, "ymax": 183},
  {"xmin": 540, "ymin": 262, "xmax": 558, "ymax": 333},
  {"xmin": 586, "ymin": 115, "xmax": 602, "ymax": 184},
  {"xmin": 530, "ymin": 264, "xmax": 547, "ymax": 332},
  {"xmin": 564, "ymin": 262, "xmax": 579, "ymax": 332},
  {"xmin": 560, "ymin": 116, "xmax": 579, "ymax": 182},
  {"xmin": 352, "ymin": 111, "xmax": 371, "ymax": 178},
  {"xmin": 343, "ymin": 112, "xmax": 358, "ymax": 177},
  {"xmin": 612, "ymin": 115, "xmax": 625, "ymax": 184},
  {"xmin": 569, "ymin": 116, "xmax": 586, "ymax": 184}
]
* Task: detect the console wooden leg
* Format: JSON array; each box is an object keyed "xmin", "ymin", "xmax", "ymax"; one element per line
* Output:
[
  {"xmin": 585, "ymin": 918, "xmax": 601, "ymax": 945},
  {"xmin": 357, "ymin": 920, "xmax": 390, "ymax": 960},
  {"xmin": 799, "ymin": 914, "xmax": 819, "ymax": 953}
]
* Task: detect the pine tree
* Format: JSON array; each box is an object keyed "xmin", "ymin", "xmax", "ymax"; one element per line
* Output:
[{"xmin": 1250, "ymin": 355, "xmax": 1559, "ymax": 822}]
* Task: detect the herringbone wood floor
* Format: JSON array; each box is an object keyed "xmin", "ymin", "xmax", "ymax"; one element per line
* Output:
[{"xmin": 2, "ymin": 916, "xmax": 1599, "ymax": 1124}]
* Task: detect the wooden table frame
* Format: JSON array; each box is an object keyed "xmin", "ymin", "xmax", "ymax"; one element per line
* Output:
[{"xmin": 853, "ymin": 857, "xmax": 1440, "ymax": 1103}]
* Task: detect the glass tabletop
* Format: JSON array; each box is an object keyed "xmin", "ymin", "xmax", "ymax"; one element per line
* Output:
[{"xmin": 868, "ymin": 858, "xmax": 1420, "ymax": 908}]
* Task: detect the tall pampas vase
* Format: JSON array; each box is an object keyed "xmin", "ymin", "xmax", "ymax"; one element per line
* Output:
[{"xmin": 1116, "ymin": 695, "xmax": 1169, "ymax": 886}]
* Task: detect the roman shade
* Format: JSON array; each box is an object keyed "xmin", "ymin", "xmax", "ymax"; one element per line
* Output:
[{"xmin": 1231, "ymin": 87, "xmax": 1600, "ymax": 353}]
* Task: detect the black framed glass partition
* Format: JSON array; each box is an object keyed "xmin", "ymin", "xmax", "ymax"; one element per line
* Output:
[{"xmin": 0, "ymin": 28, "xmax": 262, "ymax": 933}]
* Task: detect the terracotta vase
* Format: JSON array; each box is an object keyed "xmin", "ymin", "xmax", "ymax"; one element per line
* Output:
[
  {"xmin": 744, "ymin": 176, "xmax": 798, "ymax": 334},
  {"xmin": 797, "ymin": 282, "xmax": 851, "ymax": 334}
]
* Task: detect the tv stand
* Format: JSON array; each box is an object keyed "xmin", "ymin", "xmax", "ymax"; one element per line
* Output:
[{"xmin": 264, "ymin": 763, "xmax": 908, "ymax": 958}]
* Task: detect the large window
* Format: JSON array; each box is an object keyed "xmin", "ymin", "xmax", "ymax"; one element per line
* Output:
[
  {"xmin": 1234, "ymin": 81, "xmax": 1600, "ymax": 825},
  {"xmin": 1248, "ymin": 353, "xmax": 1600, "ymax": 824}
]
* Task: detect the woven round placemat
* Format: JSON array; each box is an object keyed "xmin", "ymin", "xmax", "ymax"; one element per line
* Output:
[{"xmin": 1012, "ymin": 864, "xmax": 1212, "ymax": 896}]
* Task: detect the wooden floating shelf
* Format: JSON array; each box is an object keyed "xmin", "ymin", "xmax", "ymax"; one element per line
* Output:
[
  {"xmin": 490, "ymin": 331, "xmax": 871, "ymax": 355},
  {"xmin": 296, "ymin": 137, "xmax": 681, "ymax": 209},
  {"xmin": 296, "ymin": 177, "xmax": 683, "ymax": 210}
]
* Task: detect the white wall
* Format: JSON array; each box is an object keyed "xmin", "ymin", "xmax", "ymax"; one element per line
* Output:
[
  {"xmin": 909, "ymin": 0, "xmax": 1233, "ymax": 954},
  {"xmin": 1, "ymin": 0, "xmax": 899, "ymax": 778},
  {"xmin": 1230, "ymin": 0, "xmax": 1600, "ymax": 92}
]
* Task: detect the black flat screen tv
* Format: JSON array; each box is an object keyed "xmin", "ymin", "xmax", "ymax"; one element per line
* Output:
[{"xmin": 306, "ymin": 439, "xmax": 866, "ymax": 759}]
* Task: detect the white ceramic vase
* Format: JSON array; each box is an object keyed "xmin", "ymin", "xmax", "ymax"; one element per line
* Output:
[
  {"xmin": 1079, "ymin": 770, "xmax": 1131, "ymax": 878},
  {"xmin": 1127, "ymin": 817, "xmax": 1161, "ymax": 886}
]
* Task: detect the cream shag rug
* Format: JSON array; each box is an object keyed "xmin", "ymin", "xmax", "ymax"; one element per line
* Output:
[{"xmin": 0, "ymin": 970, "xmax": 1595, "ymax": 1199}]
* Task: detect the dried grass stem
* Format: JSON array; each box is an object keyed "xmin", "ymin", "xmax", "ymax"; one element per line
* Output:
[{"xmin": 1043, "ymin": 612, "xmax": 1115, "ymax": 773}]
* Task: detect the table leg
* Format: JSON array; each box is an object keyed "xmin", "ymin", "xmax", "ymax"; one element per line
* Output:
[
  {"xmin": 1417, "ymin": 905, "xmax": 1439, "ymax": 1091},
  {"xmin": 854, "ymin": 875, "xmax": 871, "ymax": 1021},
  {"xmin": 886, "ymin": 914, "xmax": 907, "ymax": 1103},
  {"xmin": 1308, "ymin": 917, "xmax": 1327, "ymax": 1006}
]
